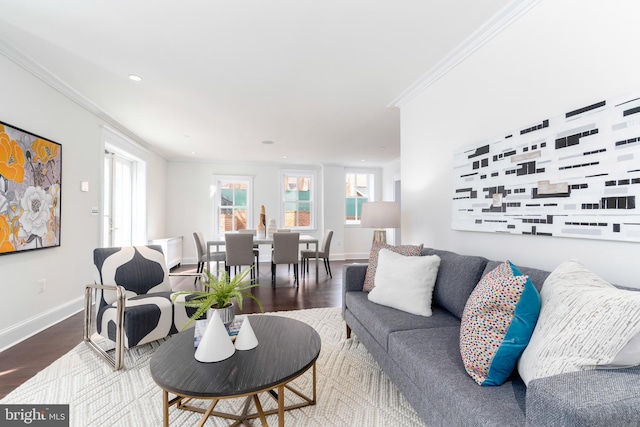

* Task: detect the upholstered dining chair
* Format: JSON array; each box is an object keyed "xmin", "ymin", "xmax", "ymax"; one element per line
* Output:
[
  {"xmin": 224, "ymin": 233, "xmax": 258, "ymax": 282},
  {"xmin": 301, "ymin": 229, "xmax": 334, "ymax": 279},
  {"xmin": 84, "ymin": 245, "xmax": 201, "ymax": 370},
  {"xmin": 193, "ymin": 231, "xmax": 225, "ymax": 283},
  {"xmin": 238, "ymin": 229, "xmax": 261, "ymax": 270},
  {"xmin": 271, "ymin": 232, "xmax": 300, "ymax": 287}
]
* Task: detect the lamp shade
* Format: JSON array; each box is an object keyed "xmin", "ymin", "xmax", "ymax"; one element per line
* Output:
[{"xmin": 360, "ymin": 201, "xmax": 400, "ymax": 229}]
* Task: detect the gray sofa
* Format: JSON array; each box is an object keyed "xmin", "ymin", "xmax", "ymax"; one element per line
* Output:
[{"xmin": 342, "ymin": 247, "xmax": 640, "ymax": 427}]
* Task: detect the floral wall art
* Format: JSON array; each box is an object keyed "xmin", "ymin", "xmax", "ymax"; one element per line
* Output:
[{"xmin": 0, "ymin": 120, "xmax": 61, "ymax": 255}]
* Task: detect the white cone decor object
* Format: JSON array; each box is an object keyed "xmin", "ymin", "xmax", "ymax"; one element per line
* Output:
[
  {"xmin": 194, "ymin": 310, "xmax": 236, "ymax": 362},
  {"xmin": 234, "ymin": 317, "xmax": 259, "ymax": 350}
]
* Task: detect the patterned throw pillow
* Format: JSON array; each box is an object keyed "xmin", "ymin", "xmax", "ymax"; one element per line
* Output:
[
  {"xmin": 363, "ymin": 242, "xmax": 423, "ymax": 292},
  {"xmin": 460, "ymin": 261, "xmax": 541, "ymax": 386},
  {"xmin": 518, "ymin": 259, "xmax": 640, "ymax": 386}
]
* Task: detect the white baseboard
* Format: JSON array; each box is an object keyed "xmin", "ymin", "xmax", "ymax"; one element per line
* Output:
[{"xmin": 0, "ymin": 296, "xmax": 84, "ymax": 353}]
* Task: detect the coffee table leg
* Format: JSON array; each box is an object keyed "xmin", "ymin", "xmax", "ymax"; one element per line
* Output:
[
  {"xmin": 197, "ymin": 400, "xmax": 218, "ymax": 427},
  {"xmin": 253, "ymin": 394, "xmax": 269, "ymax": 426},
  {"xmin": 163, "ymin": 390, "xmax": 169, "ymax": 427},
  {"xmin": 278, "ymin": 385, "xmax": 285, "ymax": 427}
]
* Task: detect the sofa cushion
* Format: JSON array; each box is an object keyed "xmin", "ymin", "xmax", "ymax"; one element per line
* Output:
[
  {"xmin": 363, "ymin": 242, "xmax": 423, "ymax": 292},
  {"xmin": 345, "ymin": 291, "xmax": 459, "ymax": 351},
  {"xmin": 388, "ymin": 327, "xmax": 527, "ymax": 425},
  {"xmin": 422, "ymin": 248, "xmax": 488, "ymax": 319},
  {"xmin": 368, "ymin": 250, "xmax": 440, "ymax": 316},
  {"xmin": 460, "ymin": 261, "xmax": 541, "ymax": 386},
  {"xmin": 518, "ymin": 259, "xmax": 640, "ymax": 386}
]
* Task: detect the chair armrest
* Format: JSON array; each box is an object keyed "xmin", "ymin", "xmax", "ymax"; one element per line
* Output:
[
  {"xmin": 83, "ymin": 283, "xmax": 126, "ymax": 370},
  {"xmin": 526, "ymin": 368, "xmax": 640, "ymax": 426}
]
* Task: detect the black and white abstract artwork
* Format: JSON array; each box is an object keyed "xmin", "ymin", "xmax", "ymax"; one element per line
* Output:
[{"xmin": 452, "ymin": 92, "xmax": 640, "ymax": 242}]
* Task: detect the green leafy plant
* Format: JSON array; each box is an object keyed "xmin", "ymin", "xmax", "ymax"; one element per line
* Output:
[{"xmin": 172, "ymin": 267, "xmax": 263, "ymax": 330}]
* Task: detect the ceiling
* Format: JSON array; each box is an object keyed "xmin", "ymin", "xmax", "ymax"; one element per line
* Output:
[{"xmin": 0, "ymin": 0, "xmax": 513, "ymax": 167}]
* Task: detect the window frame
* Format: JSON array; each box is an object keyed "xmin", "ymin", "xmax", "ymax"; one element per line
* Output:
[
  {"xmin": 279, "ymin": 169, "xmax": 316, "ymax": 231},
  {"xmin": 214, "ymin": 175, "xmax": 253, "ymax": 233},
  {"xmin": 345, "ymin": 170, "xmax": 376, "ymax": 225}
]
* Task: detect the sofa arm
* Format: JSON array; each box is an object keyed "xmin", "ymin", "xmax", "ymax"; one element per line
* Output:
[
  {"xmin": 526, "ymin": 368, "xmax": 640, "ymax": 426},
  {"xmin": 342, "ymin": 263, "xmax": 368, "ymax": 315}
]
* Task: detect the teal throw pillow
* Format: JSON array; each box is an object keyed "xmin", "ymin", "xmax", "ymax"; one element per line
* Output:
[{"xmin": 460, "ymin": 261, "xmax": 541, "ymax": 386}]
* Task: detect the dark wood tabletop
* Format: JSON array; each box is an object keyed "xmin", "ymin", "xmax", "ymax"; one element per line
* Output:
[{"xmin": 150, "ymin": 315, "xmax": 321, "ymax": 398}]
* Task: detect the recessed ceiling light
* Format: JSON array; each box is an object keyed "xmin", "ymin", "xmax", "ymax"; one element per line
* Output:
[
  {"xmin": 262, "ymin": 140, "xmax": 274, "ymax": 145},
  {"xmin": 191, "ymin": 151, "xmax": 197, "ymax": 155},
  {"xmin": 361, "ymin": 159, "xmax": 366, "ymax": 162},
  {"xmin": 128, "ymin": 74, "xmax": 142, "ymax": 82}
]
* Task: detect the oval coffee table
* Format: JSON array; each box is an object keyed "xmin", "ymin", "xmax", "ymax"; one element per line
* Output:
[{"xmin": 150, "ymin": 315, "xmax": 321, "ymax": 427}]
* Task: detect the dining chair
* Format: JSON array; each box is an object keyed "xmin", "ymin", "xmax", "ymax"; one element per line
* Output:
[
  {"xmin": 271, "ymin": 232, "xmax": 300, "ymax": 287},
  {"xmin": 193, "ymin": 232, "xmax": 225, "ymax": 283},
  {"xmin": 225, "ymin": 233, "xmax": 258, "ymax": 282},
  {"xmin": 238, "ymin": 229, "xmax": 261, "ymax": 275},
  {"xmin": 301, "ymin": 229, "xmax": 334, "ymax": 278}
]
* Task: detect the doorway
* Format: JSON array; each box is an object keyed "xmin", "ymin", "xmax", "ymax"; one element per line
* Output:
[{"xmin": 101, "ymin": 127, "xmax": 147, "ymax": 247}]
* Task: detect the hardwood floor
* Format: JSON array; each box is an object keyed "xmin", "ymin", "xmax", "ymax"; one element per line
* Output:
[{"xmin": 0, "ymin": 259, "xmax": 364, "ymax": 399}]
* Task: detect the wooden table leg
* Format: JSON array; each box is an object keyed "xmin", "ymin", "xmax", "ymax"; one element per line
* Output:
[
  {"xmin": 253, "ymin": 394, "xmax": 269, "ymax": 426},
  {"xmin": 197, "ymin": 400, "xmax": 218, "ymax": 427},
  {"xmin": 278, "ymin": 385, "xmax": 285, "ymax": 427},
  {"xmin": 163, "ymin": 390, "xmax": 169, "ymax": 427}
]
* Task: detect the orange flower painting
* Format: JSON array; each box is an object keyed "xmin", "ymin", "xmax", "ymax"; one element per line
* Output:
[
  {"xmin": 0, "ymin": 120, "xmax": 61, "ymax": 255},
  {"xmin": 0, "ymin": 132, "xmax": 26, "ymax": 183}
]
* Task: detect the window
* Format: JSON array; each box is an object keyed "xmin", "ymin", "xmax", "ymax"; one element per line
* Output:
[
  {"xmin": 346, "ymin": 172, "xmax": 374, "ymax": 224},
  {"xmin": 216, "ymin": 176, "xmax": 253, "ymax": 232},
  {"xmin": 281, "ymin": 171, "xmax": 315, "ymax": 229}
]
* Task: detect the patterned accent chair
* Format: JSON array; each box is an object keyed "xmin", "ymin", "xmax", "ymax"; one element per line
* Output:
[{"xmin": 84, "ymin": 245, "xmax": 198, "ymax": 370}]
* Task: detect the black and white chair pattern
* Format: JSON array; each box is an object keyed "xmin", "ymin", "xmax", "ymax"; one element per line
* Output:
[{"xmin": 84, "ymin": 245, "xmax": 199, "ymax": 370}]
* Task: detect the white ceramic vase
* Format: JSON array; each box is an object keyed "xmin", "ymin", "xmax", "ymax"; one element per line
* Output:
[{"xmin": 266, "ymin": 218, "xmax": 277, "ymax": 238}]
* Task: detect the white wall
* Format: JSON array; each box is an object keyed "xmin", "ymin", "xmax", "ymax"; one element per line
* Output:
[
  {"xmin": 401, "ymin": 0, "xmax": 640, "ymax": 287},
  {"xmin": 0, "ymin": 54, "xmax": 169, "ymax": 350},
  {"xmin": 166, "ymin": 161, "xmax": 389, "ymax": 262},
  {"xmin": 0, "ymin": 54, "xmax": 101, "ymax": 350}
]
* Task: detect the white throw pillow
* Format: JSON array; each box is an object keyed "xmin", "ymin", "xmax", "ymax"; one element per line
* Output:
[
  {"xmin": 367, "ymin": 249, "xmax": 440, "ymax": 317},
  {"xmin": 518, "ymin": 259, "xmax": 640, "ymax": 385}
]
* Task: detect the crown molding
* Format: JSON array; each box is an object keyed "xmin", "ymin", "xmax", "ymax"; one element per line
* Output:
[
  {"xmin": 388, "ymin": 0, "xmax": 541, "ymax": 108},
  {"xmin": 0, "ymin": 38, "xmax": 157, "ymax": 154}
]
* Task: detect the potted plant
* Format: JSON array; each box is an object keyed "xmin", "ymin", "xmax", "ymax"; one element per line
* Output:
[{"xmin": 172, "ymin": 267, "xmax": 263, "ymax": 330}]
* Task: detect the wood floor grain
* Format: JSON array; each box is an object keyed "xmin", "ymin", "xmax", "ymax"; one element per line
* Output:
[{"xmin": 0, "ymin": 259, "xmax": 363, "ymax": 399}]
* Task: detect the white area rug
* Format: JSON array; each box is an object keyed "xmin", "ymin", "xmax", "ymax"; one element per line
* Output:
[{"xmin": 1, "ymin": 307, "xmax": 427, "ymax": 426}]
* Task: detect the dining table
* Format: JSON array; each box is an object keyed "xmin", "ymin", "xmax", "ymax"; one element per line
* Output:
[{"xmin": 207, "ymin": 234, "xmax": 320, "ymax": 282}]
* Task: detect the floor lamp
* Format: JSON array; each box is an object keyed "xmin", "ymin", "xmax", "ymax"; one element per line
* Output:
[{"xmin": 360, "ymin": 201, "xmax": 400, "ymax": 244}]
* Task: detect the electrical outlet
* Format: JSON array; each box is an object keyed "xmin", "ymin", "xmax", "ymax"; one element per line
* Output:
[{"xmin": 37, "ymin": 279, "xmax": 45, "ymax": 294}]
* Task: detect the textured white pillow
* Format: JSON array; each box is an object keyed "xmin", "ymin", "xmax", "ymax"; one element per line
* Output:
[
  {"xmin": 367, "ymin": 249, "xmax": 440, "ymax": 317},
  {"xmin": 518, "ymin": 259, "xmax": 640, "ymax": 385}
]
